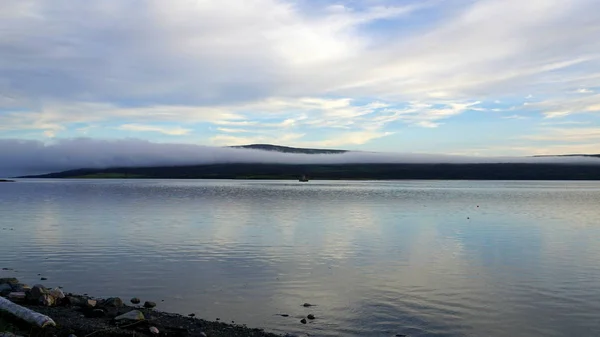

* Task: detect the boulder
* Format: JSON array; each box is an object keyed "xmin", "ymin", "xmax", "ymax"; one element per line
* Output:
[
  {"xmin": 114, "ymin": 310, "xmax": 145, "ymax": 322},
  {"xmin": 0, "ymin": 278, "xmax": 19, "ymax": 285},
  {"xmin": 103, "ymin": 297, "xmax": 124, "ymax": 307},
  {"xmin": 50, "ymin": 288, "xmax": 65, "ymax": 299},
  {"xmin": 86, "ymin": 299, "xmax": 97, "ymax": 308},
  {"xmin": 143, "ymin": 301, "xmax": 156, "ymax": 309},
  {"xmin": 11, "ymin": 284, "xmax": 31, "ymax": 293},
  {"xmin": 40, "ymin": 294, "xmax": 57, "ymax": 306},
  {"xmin": 130, "ymin": 297, "xmax": 141, "ymax": 304},
  {"xmin": 66, "ymin": 296, "xmax": 86, "ymax": 307},
  {"xmin": 8, "ymin": 292, "xmax": 26, "ymax": 301},
  {"xmin": 0, "ymin": 283, "xmax": 12, "ymax": 296},
  {"xmin": 29, "ymin": 285, "xmax": 49, "ymax": 301}
]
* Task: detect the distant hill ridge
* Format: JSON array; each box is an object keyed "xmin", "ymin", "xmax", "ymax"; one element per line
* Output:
[{"xmin": 230, "ymin": 144, "xmax": 347, "ymax": 154}]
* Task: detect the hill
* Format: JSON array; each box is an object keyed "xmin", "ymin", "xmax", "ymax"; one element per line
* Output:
[
  {"xmin": 229, "ymin": 144, "xmax": 347, "ymax": 154},
  {"xmin": 19, "ymin": 163, "xmax": 600, "ymax": 180}
]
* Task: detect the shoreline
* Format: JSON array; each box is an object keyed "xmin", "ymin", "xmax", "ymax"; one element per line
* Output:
[{"xmin": 0, "ymin": 278, "xmax": 282, "ymax": 337}]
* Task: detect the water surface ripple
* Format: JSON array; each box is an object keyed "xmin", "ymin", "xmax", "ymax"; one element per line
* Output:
[{"xmin": 1, "ymin": 179, "xmax": 600, "ymax": 336}]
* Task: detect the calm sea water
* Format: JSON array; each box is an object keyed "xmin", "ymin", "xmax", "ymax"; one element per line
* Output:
[{"xmin": 1, "ymin": 179, "xmax": 599, "ymax": 336}]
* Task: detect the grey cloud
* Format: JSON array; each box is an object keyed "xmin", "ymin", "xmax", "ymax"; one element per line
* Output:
[{"xmin": 1, "ymin": 138, "xmax": 599, "ymax": 177}]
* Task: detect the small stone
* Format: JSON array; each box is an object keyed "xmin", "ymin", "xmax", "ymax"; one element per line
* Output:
[
  {"xmin": 143, "ymin": 301, "xmax": 156, "ymax": 308},
  {"xmin": 300, "ymin": 318, "xmax": 307, "ymax": 324},
  {"xmin": 216, "ymin": 318, "xmax": 220, "ymax": 321},
  {"xmin": 188, "ymin": 313, "xmax": 196, "ymax": 317},
  {"xmin": 104, "ymin": 297, "xmax": 124, "ymax": 307},
  {"xmin": 278, "ymin": 314, "xmax": 289, "ymax": 317},
  {"xmin": 40, "ymin": 277, "xmax": 47, "ymax": 281},
  {"xmin": 115, "ymin": 310, "xmax": 145, "ymax": 321},
  {"xmin": 302, "ymin": 303, "xmax": 313, "ymax": 307},
  {"xmin": 86, "ymin": 299, "xmax": 97, "ymax": 308},
  {"xmin": 149, "ymin": 326, "xmax": 159, "ymax": 334},
  {"xmin": 130, "ymin": 297, "xmax": 141, "ymax": 304},
  {"xmin": 307, "ymin": 314, "xmax": 315, "ymax": 320}
]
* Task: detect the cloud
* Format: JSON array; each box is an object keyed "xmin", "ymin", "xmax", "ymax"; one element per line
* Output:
[
  {"xmin": 0, "ymin": 0, "xmax": 599, "ymax": 152},
  {"xmin": 117, "ymin": 124, "xmax": 192, "ymax": 135},
  {"xmin": 522, "ymin": 127, "xmax": 600, "ymax": 142},
  {"xmin": 1, "ymin": 138, "xmax": 599, "ymax": 177}
]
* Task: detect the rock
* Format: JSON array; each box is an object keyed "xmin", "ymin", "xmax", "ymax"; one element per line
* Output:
[
  {"xmin": 104, "ymin": 297, "xmax": 124, "ymax": 307},
  {"xmin": 143, "ymin": 301, "xmax": 156, "ymax": 308},
  {"xmin": 8, "ymin": 292, "xmax": 26, "ymax": 301},
  {"xmin": 0, "ymin": 278, "xmax": 19, "ymax": 285},
  {"xmin": 40, "ymin": 277, "xmax": 47, "ymax": 281},
  {"xmin": 29, "ymin": 284, "xmax": 49, "ymax": 301},
  {"xmin": 200, "ymin": 333, "xmax": 207, "ymax": 337},
  {"xmin": 50, "ymin": 287, "xmax": 65, "ymax": 299},
  {"xmin": 300, "ymin": 318, "xmax": 307, "ymax": 324},
  {"xmin": 0, "ymin": 283, "xmax": 12, "ymax": 295},
  {"xmin": 149, "ymin": 327, "xmax": 159, "ymax": 334},
  {"xmin": 188, "ymin": 313, "xmax": 196, "ymax": 317},
  {"xmin": 40, "ymin": 294, "xmax": 56, "ymax": 306},
  {"xmin": 278, "ymin": 314, "xmax": 289, "ymax": 317},
  {"xmin": 11, "ymin": 284, "xmax": 30, "ymax": 293},
  {"xmin": 302, "ymin": 303, "xmax": 313, "ymax": 307},
  {"xmin": 307, "ymin": 314, "xmax": 315, "ymax": 320},
  {"xmin": 66, "ymin": 296, "xmax": 86, "ymax": 307},
  {"xmin": 86, "ymin": 299, "xmax": 97, "ymax": 308},
  {"xmin": 115, "ymin": 310, "xmax": 145, "ymax": 322},
  {"xmin": 130, "ymin": 297, "xmax": 141, "ymax": 304}
]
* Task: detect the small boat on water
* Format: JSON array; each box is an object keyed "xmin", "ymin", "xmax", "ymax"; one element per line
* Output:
[{"xmin": 299, "ymin": 175, "xmax": 309, "ymax": 182}]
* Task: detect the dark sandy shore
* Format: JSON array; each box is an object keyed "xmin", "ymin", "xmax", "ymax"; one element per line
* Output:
[{"xmin": 0, "ymin": 278, "xmax": 283, "ymax": 337}]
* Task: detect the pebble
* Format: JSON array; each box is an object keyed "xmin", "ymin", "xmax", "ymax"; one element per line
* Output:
[
  {"xmin": 300, "ymin": 318, "xmax": 307, "ymax": 324},
  {"xmin": 130, "ymin": 297, "xmax": 141, "ymax": 304},
  {"xmin": 149, "ymin": 326, "xmax": 159, "ymax": 334},
  {"xmin": 302, "ymin": 303, "xmax": 313, "ymax": 307},
  {"xmin": 144, "ymin": 301, "xmax": 157, "ymax": 308},
  {"xmin": 278, "ymin": 314, "xmax": 289, "ymax": 317},
  {"xmin": 40, "ymin": 277, "xmax": 48, "ymax": 281},
  {"xmin": 86, "ymin": 299, "xmax": 97, "ymax": 308},
  {"xmin": 307, "ymin": 314, "xmax": 315, "ymax": 320}
]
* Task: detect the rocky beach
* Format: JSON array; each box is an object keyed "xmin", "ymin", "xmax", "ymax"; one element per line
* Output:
[{"xmin": 0, "ymin": 278, "xmax": 285, "ymax": 337}]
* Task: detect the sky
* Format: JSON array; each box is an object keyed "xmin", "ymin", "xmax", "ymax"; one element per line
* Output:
[{"xmin": 1, "ymin": 0, "xmax": 600, "ymax": 167}]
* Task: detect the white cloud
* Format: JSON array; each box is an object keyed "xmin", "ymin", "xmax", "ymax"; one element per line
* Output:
[
  {"xmin": 0, "ymin": 0, "xmax": 599, "ymax": 151},
  {"xmin": 117, "ymin": 124, "xmax": 192, "ymax": 136},
  {"xmin": 523, "ymin": 127, "xmax": 600, "ymax": 142}
]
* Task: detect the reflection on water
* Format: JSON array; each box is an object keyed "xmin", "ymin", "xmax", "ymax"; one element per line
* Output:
[{"xmin": 1, "ymin": 179, "xmax": 600, "ymax": 336}]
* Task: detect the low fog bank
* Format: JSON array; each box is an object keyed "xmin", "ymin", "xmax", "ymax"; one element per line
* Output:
[{"xmin": 1, "ymin": 138, "xmax": 599, "ymax": 177}]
